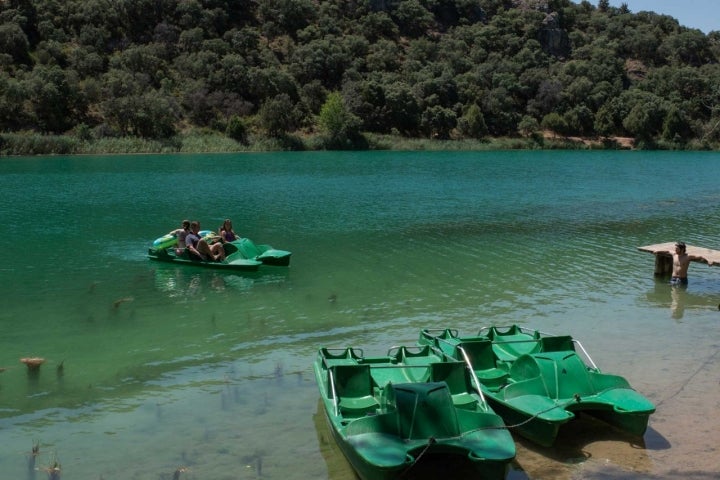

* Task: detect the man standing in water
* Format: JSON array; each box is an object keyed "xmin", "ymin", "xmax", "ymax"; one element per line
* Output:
[{"xmin": 665, "ymin": 242, "xmax": 708, "ymax": 285}]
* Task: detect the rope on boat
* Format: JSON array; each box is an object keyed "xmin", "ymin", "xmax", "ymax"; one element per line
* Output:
[
  {"xmin": 490, "ymin": 395, "xmax": 582, "ymax": 431},
  {"xmin": 395, "ymin": 394, "xmax": 592, "ymax": 478},
  {"xmin": 397, "ymin": 436, "xmax": 436, "ymax": 479}
]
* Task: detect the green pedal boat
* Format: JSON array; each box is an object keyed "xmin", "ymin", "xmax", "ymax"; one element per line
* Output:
[
  {"xmin": 313, "ymin": 345, "xmax": 516, "ymax": 480},
  {"xmin": 418, "ymin": 325, "xmax": 656, "ymax": 447},
  {"xmin": 148, "ymin": 231, "xmax": 291, "ymax": 271}
]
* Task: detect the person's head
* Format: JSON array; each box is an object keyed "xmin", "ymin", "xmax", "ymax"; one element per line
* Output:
[
  {"xmin": 190, "ymin": 220, "xmax": 200, "ymax": 232},
  {"xmin": 675, "ymin": 241, "xmax": 686, "ymax": 253},
  {"xmin": 223, "ymin": 219, "xmax": 232, "ymax": 230},
  {"xmin": 181, "ymin": 219, "xmax": 190, "ymax": 230}
]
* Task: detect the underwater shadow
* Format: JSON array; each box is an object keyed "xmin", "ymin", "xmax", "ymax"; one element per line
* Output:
[{"xmin": 512, "ymin": 413, "xmax": 659, "ymax": 480}]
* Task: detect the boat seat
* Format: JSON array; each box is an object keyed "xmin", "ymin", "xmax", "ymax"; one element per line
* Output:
[
  {"xmin": 331, "ymin": 364, "xmax": 379, "ymax": 416},
  {"xmin": 456, "ymin": 340, "xmax": 508, "ymax": 389},
  {"xmin": 510, "ymin": 352, "xmax": 595, "ymax": 400},
  {"xmin": 539, "ymin": 335, "xmax": 575, "ymax": 353},
  {"xmin": 430, "ymin": 362, "xmax": 477, "ymax": 409},
  {"xmin": 488, "ymin": 326, "xmax": 541, "ymax": 362}
]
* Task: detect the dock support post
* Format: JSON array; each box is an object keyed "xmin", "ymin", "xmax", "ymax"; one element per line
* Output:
[{"xmin": 654, "ymin": 254, "xmax": 672, "ymax": 276}]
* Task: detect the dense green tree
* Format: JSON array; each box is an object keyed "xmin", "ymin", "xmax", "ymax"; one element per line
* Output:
[
  {"xmin": 0, "ymin": 72, "xmax": 28, "ymax": 130},
  {"xmin": 25, "ymin": 65, "xmax": 79, "ymax": 133},
  {"xmin": 393, "ymin": 0, "xmax": 435, "ymax": 38},
  {"xmin": 622, "ymin": 92, "xmax": 666, "ymax": 140},
  {"xmin": 541, "ymin": 111, "xmax": 569, "ymax": 136},
  {"xmin": 517, "ymin": 114, "xmax": 540, "ymax": 138},
  {"xmin": 318, "ymin": 91, "xmax": 362, "ymax": 148},
  {"xmin": 225, "ymin": 114, "xmax": 248, "ymax": 144},
  {"xmin": 594, "ymin": 97, "xmax": 625, "ymax": 137},
  {"xmin": 258, "ymin": 93, "xmax": 302, "ymax": 137},
  {"xmin": 482, "ymin": 87, "xmax": 519, "ymax": 135},
  {"xmin": 662, "ymin": 106, "xmax": 692, "ymax": 142},
  {"xmin": 0, "ymin": 22, "xmax": 31, "ymax": 64},
  {"xmin": 384, "ymin": 80, "xmax": 422, "ymax": 135},
  {"xmin": 257, "ymin": 0, "xmax": 316, "ymax": 38},
  {"xmin": 457, "ymin": 103, "xmax": 488, "ymax": 139}
]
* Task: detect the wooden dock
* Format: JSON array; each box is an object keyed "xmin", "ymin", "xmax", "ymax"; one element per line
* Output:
[{"xmin": 638, "ymin": 242, "xmax": 719, "ymax": 276}]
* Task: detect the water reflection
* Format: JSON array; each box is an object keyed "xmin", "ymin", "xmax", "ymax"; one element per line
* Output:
[
  {"xmin": 643, "ymin": 279, "xmax": 718, "ymax": 320},
  {"xmin": 152, "ymin": 265, "xmax": 289, "ymax": 298},
  {"xmin": 312, "ymin": 399, "xmax": 356, "ymax": 480}
]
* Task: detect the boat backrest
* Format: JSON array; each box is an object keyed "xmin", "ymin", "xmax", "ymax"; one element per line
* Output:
[
  {"xmin": 520, "ymin": 352, "xmax": 595, "ymax": 399},
  {"xmin": 222, "ymin": 242, "xmax": 238, "ymax": 256},
  {"xmin": 456, "ymin": 340, "xmax": 497, "ymax": 371},
  {"xmin": 319, "ymin": 347, "xmax": 361, "ymax": 367},
  {"xmin": 386, "ymin": 382, "xmax": 460, "ymax": 439},
  {"xmin": 235, "ymin": 238, "xmax": 261, "ymax": 259},
  {"xmin": 331, "ymin": 364, "xmax": 374, "ymax": 399},
  {"xmin": 540, "ymin": 335, "xmax": 575, "ymax": 353},
  {"xmin": 429, "ymin": 361, "xmax": 470, "ymax": 395}
]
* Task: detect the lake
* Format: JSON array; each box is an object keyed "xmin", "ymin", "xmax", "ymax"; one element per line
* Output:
[{"xmin": 1, "ymin": 150, "xmax": 719, "ymax": 479}]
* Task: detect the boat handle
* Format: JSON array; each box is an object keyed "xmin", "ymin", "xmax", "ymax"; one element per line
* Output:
[
  {"xmin": 456, "ymin": 346, "xmax": 487, "ymax": 405},
  {"xmin": 328, "ymin": 369, "xmax": 339, "ymax": 417}
]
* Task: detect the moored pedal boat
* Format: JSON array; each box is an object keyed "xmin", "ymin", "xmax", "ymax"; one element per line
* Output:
[
  {"xmin": 418, "ymin": 325, "xmax": 655, "ymax": 447},
  {"xmin": 313, "ymin": 345, "xmax": 515, "ymax": 480}
]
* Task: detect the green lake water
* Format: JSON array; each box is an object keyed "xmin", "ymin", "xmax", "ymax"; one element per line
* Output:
[{"xmin": 1, "ymin": 150, "xmax": 719, "ymax": 479}]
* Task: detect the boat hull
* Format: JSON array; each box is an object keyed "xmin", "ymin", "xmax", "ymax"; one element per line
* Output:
[
  {"xmin": 147, "ymin": 247, "xmax": 261, "ymax": 271},
  {"xmin": 328, "ymin": 414, "xmax": 512, "ymax": 480},
  {"xmin": 418, "ymin": 325, "xmax": 655, "ymax": 447},
  {"xmin": 485, "ymin": 394, "xmax": 569, "ymax": 447},
  {"xmin": 313, "ymin": 346, "xmax": 515, "ymax": 480}
]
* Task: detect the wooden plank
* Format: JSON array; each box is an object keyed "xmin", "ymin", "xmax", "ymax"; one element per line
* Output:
[{"xmin": 637, "ymin": 242, "xmax": 719, "ymax": 266}]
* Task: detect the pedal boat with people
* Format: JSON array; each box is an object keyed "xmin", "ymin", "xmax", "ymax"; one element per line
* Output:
[
  {"xmin": 418, "ymin": 325, "xmax": 656, "ymax": 447},
  {"xmin": 313, "ymin": 344, "xmax": 515, "ymax": 480},
  {"xmin": 148, "ymin": 231, "xmax": 291, "ymax": 271}
]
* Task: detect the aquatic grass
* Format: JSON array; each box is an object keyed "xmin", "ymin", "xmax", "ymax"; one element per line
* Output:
[
  {"xmin": 364, "ymin": 133, "xmax": 542, "ymax": 151},
  {"xmin": 0, "ymin": 133, "xmax": 79, "ymax": 155},
  {"xmin": 178, "ymin": 132, "xmax": 248, "ymax": 153},
  {"xmin": 78, "ymin": 137, "xmax": 182, "ymax": 154}
]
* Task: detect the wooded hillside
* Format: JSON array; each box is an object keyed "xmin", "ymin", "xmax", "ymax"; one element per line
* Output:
[{"xmin": 1, "ymin": 0, "xmax": 719, "ymax": 152}]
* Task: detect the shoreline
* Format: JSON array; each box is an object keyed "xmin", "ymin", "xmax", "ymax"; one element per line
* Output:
[{"xmin": 2, "ymin": 130, "xmax": 717, "ymax": 157}]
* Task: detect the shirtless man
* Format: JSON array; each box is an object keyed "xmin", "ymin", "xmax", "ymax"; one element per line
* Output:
[
  {"xmin": 666, "ymin": 241, "xmax": 710, "ymax": 285},
  {"xmin": 185, "ymin": 221, "xmax": 225, "ymax": 261}
]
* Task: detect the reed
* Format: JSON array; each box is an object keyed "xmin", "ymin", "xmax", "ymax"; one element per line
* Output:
[{"xmin": 0, "ymin": 133, "xmax": 78, "ymax": 155}]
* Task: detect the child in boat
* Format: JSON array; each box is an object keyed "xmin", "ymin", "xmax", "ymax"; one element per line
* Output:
[{"xmin": 219, "ymin": 219, "xmax": 238, "ymax": 242}]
